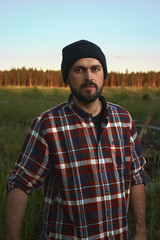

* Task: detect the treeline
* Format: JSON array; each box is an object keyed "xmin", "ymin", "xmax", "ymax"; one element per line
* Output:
[{"xmin": 0, "ymin": 68, "xmax": 160, "ymax": 88}]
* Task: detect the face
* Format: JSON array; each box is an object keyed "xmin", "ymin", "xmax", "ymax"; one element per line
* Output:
[{"xmin": 67, "ymin": 58, "xmax": 104, "ymax": 104}]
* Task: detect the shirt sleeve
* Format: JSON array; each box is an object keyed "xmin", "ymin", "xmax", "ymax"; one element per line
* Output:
[
  {"xmin": 7, "ymin": 117, "xmax": 50, "ymax": 195},
  {"xmin": 130, "ymin": 120, "xmax": 147, "ymax": 186}
]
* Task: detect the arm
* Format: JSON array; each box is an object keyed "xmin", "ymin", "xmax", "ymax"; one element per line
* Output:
[
  {"xmin": 6, "ymin": 188, "xmax": 28, "ymax": 240},
  {"xmin": 130, "ymin": 184, "xmax": 146, "ymax": 240}
]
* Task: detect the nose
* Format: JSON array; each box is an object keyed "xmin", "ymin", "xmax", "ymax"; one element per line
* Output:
[{"xmin": 85, "ymin": 69, "xmax": 93, "ymax": 81}]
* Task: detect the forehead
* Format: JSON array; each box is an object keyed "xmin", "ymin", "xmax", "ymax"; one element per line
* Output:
[{"xmin": 71, "ymin": 58, "xmax": 102, "ymax": 68}]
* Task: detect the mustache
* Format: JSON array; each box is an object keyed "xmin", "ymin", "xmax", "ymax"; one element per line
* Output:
[{"xmin": 80, "ymin": 81, "xmax": 98, "ymax": 89}]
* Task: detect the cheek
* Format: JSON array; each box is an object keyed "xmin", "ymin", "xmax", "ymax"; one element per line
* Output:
[
  {"xmin": 68, "ymin": 74, "xmax": 83, "ymax": 87},
  {"xmin": 97, "ymin": 75, "xmax": 104, "ymax": 86}
]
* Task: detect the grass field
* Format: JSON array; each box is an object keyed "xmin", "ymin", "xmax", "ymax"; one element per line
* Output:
[{"xmin": 0, "ymin": 87, "xmax": 160, "ymax": 239}]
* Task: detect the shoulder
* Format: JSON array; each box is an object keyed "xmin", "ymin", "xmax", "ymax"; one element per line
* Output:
[
  {"xmin": 36, "ymin": 101, "xmax": 68, "ymax": 123},
  {"xmin": 107, "ymin": 101, "xmax": 130, "ymax": 115},
  {"xmin": 106, "ymin": 101, "xmax": 133, "ymax": 125}
]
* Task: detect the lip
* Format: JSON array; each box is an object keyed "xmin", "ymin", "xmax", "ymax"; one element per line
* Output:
[
  {"xmin": 82, "ymin": 85, "xmax": 96, "ymax": 89},
  {"xmin": 85, "ymin": 85, "xmax": 95, "ymax": 88}
]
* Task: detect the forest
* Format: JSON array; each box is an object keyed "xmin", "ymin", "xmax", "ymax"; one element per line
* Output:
[{"xmin": 0, "ymin": 68, "xmax": 160, "ymax": 88}]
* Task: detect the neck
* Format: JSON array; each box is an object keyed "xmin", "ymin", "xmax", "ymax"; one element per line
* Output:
[{"xmin": 73, "ymin": 96, "xmax": 102, "ymax": 117}]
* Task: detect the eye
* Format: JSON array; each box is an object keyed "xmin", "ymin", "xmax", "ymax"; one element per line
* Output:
[
  {"xmin": 75, "ymin": 67, "xmax": 82, "ymax": 72},
  {"xmin": 74, "ymin": 67, "xmax": 84, "ymax": 73},
  {"xmin": 92, "ymin": 66, "xmax": 101, "ymax": 72}
]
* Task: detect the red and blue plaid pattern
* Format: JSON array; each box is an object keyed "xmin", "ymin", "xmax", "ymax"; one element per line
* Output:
[{"xmin": 7, "ymin": 95, "xmax": 146, "ymax": 239}]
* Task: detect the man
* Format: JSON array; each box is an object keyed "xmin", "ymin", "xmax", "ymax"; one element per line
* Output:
[{"xmin": 6, "ymin": 40, "xmax": 147, "ymax": 240}]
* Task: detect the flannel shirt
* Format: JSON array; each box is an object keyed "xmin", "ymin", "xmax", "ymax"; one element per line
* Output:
[{"xmin": 7, "ymin": 94, "xmax": 147, "ymax": 240}]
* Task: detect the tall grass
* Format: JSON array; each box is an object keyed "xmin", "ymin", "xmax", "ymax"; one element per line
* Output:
[
  {"xmin": 0, "ymin": 87, "xmax": 160, "ymax": 239},
  {"xmin": 102, "ymin": 87, "xmax": 160, "ymax": 123}
]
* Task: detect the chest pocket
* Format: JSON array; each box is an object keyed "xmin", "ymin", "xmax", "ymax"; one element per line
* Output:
[{"xmin": 110, "ymin": 139, "xmax": 125, "ymax": 168}]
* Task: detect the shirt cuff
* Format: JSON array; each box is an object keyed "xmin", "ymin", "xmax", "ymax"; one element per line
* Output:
[{"xmin": 131, "ymin": 168, "xmax": 147, "ymax": 186}]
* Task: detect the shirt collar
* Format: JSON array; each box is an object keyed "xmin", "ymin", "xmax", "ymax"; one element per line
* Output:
[{"xmin": 67, "ymin": 94, "xmax": 108, "ymax": 120}]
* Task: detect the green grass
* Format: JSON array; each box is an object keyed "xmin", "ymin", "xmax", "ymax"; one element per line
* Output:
[
  {"xmin": 146, "ymin": 173, "xmax": 160, "ymax": 239},
  {"xmin": 102, "ymin": 87, "xmax": 160, "ymax": 124},
  {"xmin": 0, "ymin": 86, "xmax": 160, "ymax": 239}
]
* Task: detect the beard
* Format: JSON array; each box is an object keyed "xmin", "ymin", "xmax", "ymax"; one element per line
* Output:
[{"xmin": 69, "ymin": 80, "xmax": 104, "ymax": 104}]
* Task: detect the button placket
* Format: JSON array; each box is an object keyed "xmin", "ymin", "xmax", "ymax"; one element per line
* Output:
[{"xmin": 97, "ymin": 144, "xmax": 113, "ymax": 236}]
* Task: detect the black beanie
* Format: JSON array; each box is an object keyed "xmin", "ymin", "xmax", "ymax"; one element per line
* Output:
[{"xmin": 61, "ymin": 40, "xmax": 107, "ymax": 83}]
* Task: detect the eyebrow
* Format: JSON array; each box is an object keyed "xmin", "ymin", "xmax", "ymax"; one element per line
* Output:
[{"xmin": 73, "ymin": 64, "xmax": 102, "ymax": 70}]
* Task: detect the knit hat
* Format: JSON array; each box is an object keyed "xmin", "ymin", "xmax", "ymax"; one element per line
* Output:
[{"xmin": 61, "ymin": 40, "xmax": 107, "ymax": 83}]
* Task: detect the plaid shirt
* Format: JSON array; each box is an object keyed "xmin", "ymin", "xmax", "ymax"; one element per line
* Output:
[{"xmin": 7, "ymin": 95, "xmax": 147, "ymax": 240}]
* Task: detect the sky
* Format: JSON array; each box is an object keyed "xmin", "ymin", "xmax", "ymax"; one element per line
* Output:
[{"xmin": 0, "ymin": 0, "xmax": 160, "ymax": 73}]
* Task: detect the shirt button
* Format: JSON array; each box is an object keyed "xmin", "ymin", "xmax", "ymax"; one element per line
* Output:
[
  {"xmin": 109, "ymin": 233, "xmax": 112, "ymax": 237},
  {"xmin": 101, "ymin": 166, "xmax": 105, "ymax": 171}
]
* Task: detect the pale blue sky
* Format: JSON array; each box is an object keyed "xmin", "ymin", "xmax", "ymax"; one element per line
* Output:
[{"xmin": 0, "ymin": 0, "xmax": 160, "ymax": 73}]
